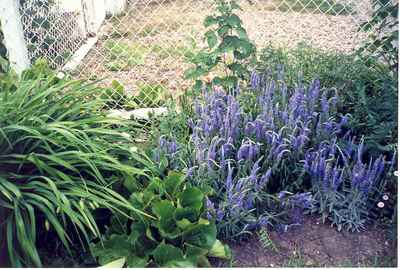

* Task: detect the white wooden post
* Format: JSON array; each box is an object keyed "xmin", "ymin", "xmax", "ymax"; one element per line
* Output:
[
  {"xmin": 0, "ymin": 0, "xmax": 30, "ymax": 74},
  {"xmin": 104, "ymin": 0, "xmax": 127, "ymax": 16},
  {"xmin": 58, "ymin": 0, "xmax": 88, "ymax": 37},
  {"xmin": 82, "ymin": 0, "xmax": 106, "ymax": 33}
]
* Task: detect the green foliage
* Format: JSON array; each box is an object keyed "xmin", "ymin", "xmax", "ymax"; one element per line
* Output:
[
  {"xmin": 90, "ymin": 172, "xmax": 231, "ymax": 267},
  {"xmin": 104, "ymin": 40, "xmax": 147, "ymax": 71},
  {"xmin": 150, "ymin": 92, "xmax": 194, "ymax": 146},
  {"xmin": 101, "ymin": 80, "xmax": 127, "ymax": 109},
  {"xmin": 185, "ymin": 0, "xmax": 256, "ymax": 90},
  {"xmin": 358, "ymin": 0, "xmax": 398, "ymax": 75},
  {"xmin": 311, "ymin": 186, "xmax": 371, "ymax": 232},
  {"xmin": 125, "ymin": 83, "xmax": 168, "ymax": 109},
  {"xmin": 0, "ymin": 62, "xmax": 149, "ymax": 267},
  {"xmin": 258, "ymin": 228, "xmax": 279, "ymax": 252}
]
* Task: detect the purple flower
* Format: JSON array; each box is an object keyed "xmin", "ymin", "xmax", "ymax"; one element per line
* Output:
[
  {"xmin": 216, "ymin": 208, "xmax": 225, "ymax": 222},
  {"xmin": 251, "ymin": 70, "xmax": 260, "ymax": 89},
  {"xmin": 206, "ymin": 198, "xmax": 215, "ymax": 220},
  {"xmin": 257, "ymin": 168, "xmax": 272, "ymax": 191}
]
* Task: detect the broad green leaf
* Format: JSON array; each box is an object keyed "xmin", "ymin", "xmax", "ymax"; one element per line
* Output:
[
  {"xmin": 185, "ymin": 244, "xmax": 208, "ymax": 257},
  {"xmin": 236, "ymin": 26, "xmax": 248, "ymax": 39},
  {"xmin": 208, "ymin": 240, "xmax": 232, "ymax": 259},
  {"xmin": 184, "ymin": 223, "xmax": 217, "ymax": 249},
  {"xmin": 98, "ymin": 257, "xmax": 126, "ymax": 268},
  {"xmin": 164, "ymin": 171, "xmax": 185, "ymax": 196},
  {"xmin": 90, "ymin": 234, "xmax": 132, "ymax": 266},
  {"xmin": 204, "ymin": 16, "xmax": 218, "ymax": 27},
  {"xmin": 179, "ymin": 187, "xmax": 204, "ymax": 212},
  {"xmin": 217, "ymin": 25, "xmax": 231, "ymax": 37},
  {"xmin": 152, "ymin": 242, "xmax": 184, "ymax": 266},
  {"xmin": 226, "ymin": 14, "xmax": 242, "ymax": 27},
  {"xmin": 123, "ymin": 175, "xmax": 139, "ymax": 193},
  {"xmin": 175, "ymin": 206, "xmax": 199, "ymax": 223},
  {"xmin": 164, "ymin": 259, "xmax": 197, "ymax": 267},
  {"xmin": 205, "ymin": 30, "xmax": 218, "ymax": 49},
  {"xmin": 176, "ymin": 218, "xmax": 194, "ymax": 230},
  {"xmin": 126, "ymin": 256, "xmax": 148, "ymax": 267},
  {"xmin": 152, "ymin": 200, "xmax": 180, "ymax": 238}
]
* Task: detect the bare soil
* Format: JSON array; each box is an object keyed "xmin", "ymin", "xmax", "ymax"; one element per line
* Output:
[
  {"xmin": 214, "ymin": 215, "xmax": 397, "ymax": 267},
  {"xmin": 76, "ymin": 0, "xmax": 373, "ymax": 98}
]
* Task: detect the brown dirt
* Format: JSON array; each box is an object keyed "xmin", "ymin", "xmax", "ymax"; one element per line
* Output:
[
  {"xmin": 214, "ymin": 215, "xmax": 397, "ymax": 267},
  {"xmin": 76, "ymin": 0, "xmax": 373, "ymax": 100}
]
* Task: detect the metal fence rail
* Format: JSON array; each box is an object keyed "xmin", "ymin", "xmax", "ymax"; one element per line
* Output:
[{"xmin": 0, "ymin": 0, "xmax": 396, "ymax": 108}]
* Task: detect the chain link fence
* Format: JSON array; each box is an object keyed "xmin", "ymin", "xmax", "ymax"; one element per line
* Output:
[
  {"xmin": 19, "ymin": 0, "xmax": 88, "ymax": 69},
  {"xmin": 2, "ymin": 0, "xmax": 396, "ymax": 109}
]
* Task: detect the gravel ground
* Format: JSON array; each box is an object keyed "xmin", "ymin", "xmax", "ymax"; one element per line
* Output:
[{"xmin": 77, "ymin": 0, "xmax": 374, "ymax": 98}]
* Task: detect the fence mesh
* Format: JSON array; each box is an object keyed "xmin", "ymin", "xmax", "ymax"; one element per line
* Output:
[
  {"xmin": 14, "ymin": 0, "xmax": 396, "ymax": 109},
  {"xmin": 20, "ymin": 0, "xmax": 87, "ymax": 69}
]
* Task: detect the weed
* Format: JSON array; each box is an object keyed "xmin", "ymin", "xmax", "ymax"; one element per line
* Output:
[
  {"xmin": 126, "ymin": 83, "xmax": 168, "ymax": 109},
  {"xmin": 151, "ymin": 44, "xmax": 196, "ymax": 60},
  {"xmin": 104, "ymin": 40, "xmax": 147, "ymax": 71},
  {"xmin": 283, "ymin": 248, "xmax": 308, "ymax": 267},
  {"xmin": 258, "ymin": 228, "xmax": 279, "ymax": 252}
]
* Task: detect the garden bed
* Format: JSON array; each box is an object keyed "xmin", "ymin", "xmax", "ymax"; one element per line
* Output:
[{"xmin": 1, "ymin": 0, "xmax": 397, "ymax": 268}]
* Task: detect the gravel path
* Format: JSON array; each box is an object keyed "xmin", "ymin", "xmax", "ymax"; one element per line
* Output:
[{"xmin": 78, "ymin": 0, "xmax": 374, "ymax": 97}]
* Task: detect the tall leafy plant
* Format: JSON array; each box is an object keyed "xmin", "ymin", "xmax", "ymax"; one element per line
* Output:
[
  {"xmin": 185, "ymin": 0, "xmax": 256, "ymax": 90},
  {"xmin": 0, "ymin": 65, "xmax": 149, "ymax": 267}
]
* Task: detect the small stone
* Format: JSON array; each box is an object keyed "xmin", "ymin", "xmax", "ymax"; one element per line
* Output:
[
  {"xmin": 305, "ymin": 259, "xmax": 315, "ymax": 266},
  {"xmin": 108, "ymin": 107, "xmax": 168, "ymax": 120}
]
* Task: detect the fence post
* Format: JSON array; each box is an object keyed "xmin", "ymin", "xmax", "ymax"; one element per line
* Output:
[
  {"xmin": 0, "ymin": 0, "xmax": 30, "ymax": 74},
  {"xmin": 104, "ymin": 0, "xmax": 127, "ymax": 16},
  {"xmin": 82, "ymin": 0, "xmax": 106, "ymax": 34}
]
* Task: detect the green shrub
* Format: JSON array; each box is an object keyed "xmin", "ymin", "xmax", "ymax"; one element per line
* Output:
[
  {"xmin": 0, "ymin": 64, "xmax": 149, "ymax": 267},
  {"xmin": 185, "ymin": 0, "xmax": 256, "ymax": 90},
  {"xmin": 90, "ymin": 171, "xmax": 231, "ymax": 267}
]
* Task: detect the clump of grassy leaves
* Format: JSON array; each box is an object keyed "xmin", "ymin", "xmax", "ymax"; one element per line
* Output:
[{"xmin": 0, "ymin": 62, "xmax": 150, "ymax": 267}]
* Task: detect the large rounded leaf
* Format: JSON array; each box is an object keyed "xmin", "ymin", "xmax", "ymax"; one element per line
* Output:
[
  {"xmin": 152, "ymin": 200, "xmax": 180, "ymax": 238},
  {"xmin": 184, "ymin": 223, "xmax": 217, "ymax": 250},
  {"xmin": 98, "ymin": 257, "xmax": 126, "ymax": 268},
  {"xmin": 152, "ymin": 242, "xmax": 184, "ymax": 266},
  {"xmin": 208, "ymin": 240, "xmax": 232, "ymax": 259},
  {"xmin": 178, "ymin": 187, "xmax": 204, "ymax": 213},
  {"xmin": 164, "ymin": 172, "xmax": 185, "ymax": 196}
]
